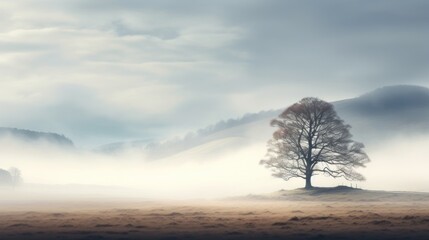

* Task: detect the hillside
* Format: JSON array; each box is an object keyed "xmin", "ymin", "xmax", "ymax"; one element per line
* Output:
[
  {"xmin": 0, "ymin": 128, "xmax": 74, "ymax": 147},
  {"xmin": 334, "ymin": 85, "xmax": 429, "ymax": 142},
  {"xmin": 97, "ymin": 85, "xmax": 429, "ymax": 157}
]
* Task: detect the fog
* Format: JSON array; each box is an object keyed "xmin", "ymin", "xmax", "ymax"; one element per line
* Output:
[
  {"xmin": 1, "ymin": 131, "xmax": 428, "ymax": 202},
  {"xmin": 363, "ymin": 135, "xmax": 429, "ymax": 192}
]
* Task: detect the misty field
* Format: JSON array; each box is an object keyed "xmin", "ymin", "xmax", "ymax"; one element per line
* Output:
[{"xmin": 1, "ymin": 198, "xmax": 429, "ymax": 240}]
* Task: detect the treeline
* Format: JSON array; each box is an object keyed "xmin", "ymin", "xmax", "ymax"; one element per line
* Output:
[
  {"xmin": 0, "ymin": 128, "xmax": 74, "ymax": 147},
  {"xmin": 0, "ymin": 167, "xmax": 22, "ymax": 186}
]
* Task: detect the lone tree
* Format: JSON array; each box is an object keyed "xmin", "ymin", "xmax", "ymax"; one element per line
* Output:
[{"xmin": 260, "ymin": 97, "xmax": 370, "ymax": 189}]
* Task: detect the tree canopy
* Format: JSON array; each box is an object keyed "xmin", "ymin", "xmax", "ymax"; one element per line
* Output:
[{"xmin": 260, "ymin": 97, "xmax": 370, "ymax": 189}]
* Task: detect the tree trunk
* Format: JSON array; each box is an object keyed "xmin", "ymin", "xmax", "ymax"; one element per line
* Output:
[{"xmin": 305, "ymin": 174, "xmax": 312, "ymax": 189}]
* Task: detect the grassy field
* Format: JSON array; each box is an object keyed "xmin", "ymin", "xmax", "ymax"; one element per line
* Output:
[{"xmin": 1, "ymin": 188, "xmax": 429, "ymax": 239}]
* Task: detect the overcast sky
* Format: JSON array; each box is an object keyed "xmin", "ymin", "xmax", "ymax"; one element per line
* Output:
[{"xmin": 1, "ymin": 0, "xmax": 429, "ymax": 147}]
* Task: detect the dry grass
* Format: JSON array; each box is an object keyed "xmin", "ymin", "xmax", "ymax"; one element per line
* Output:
[{"xmin": 0, "ymin": 198, "xmax": 429, "ymax": 239}]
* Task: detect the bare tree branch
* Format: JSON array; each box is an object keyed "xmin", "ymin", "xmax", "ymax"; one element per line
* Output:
[{"xmin": 260, "ymin": 97, "xmax": 370, "ymax": 189}]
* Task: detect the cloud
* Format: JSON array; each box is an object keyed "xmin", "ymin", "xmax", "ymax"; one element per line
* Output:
[
  {"xmin": 226, "ymin": 1, "xmax": 429, "ymax": 90},
  {"xmin": 0, "ymin": 0, "xmax": 429, "ymax": 146}
]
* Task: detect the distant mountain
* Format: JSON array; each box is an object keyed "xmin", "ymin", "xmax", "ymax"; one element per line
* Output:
[
  {"xmin": 96, "ymin": 139, "xmax": 153, "ymax": 154},
  {"xmin": 97, "ymin": 85, "xmax": 429, "ymax": 157},
  {"xmin": 336, "ymin": 85, "xmax": 429, "ymax": 113},
  {"xmin": 334, "ymin": 85, "xmax": 429, "ymax": 138},
  {"xmin": 0, "ymin": 128, "xmax": 74, "ymax": 147},
  {"xmin": 95, "ymin": 110, "xmax": 279, "ymax": 158}
]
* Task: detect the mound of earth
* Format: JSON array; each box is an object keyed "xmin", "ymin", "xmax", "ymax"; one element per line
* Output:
[{"xmin": 237, "ymin": 186, "xmax": 429, "ymax": 202}]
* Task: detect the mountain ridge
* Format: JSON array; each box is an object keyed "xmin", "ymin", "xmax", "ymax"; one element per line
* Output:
[
  {"xmin": 1, "ymin": 85, "xmax": 428, "ymax": 154},
  {"xmin": 96, "ymin": 84, "xmax": 429, "ymax": 156},
  {"xmin": 0, "ymin": 127, "xmax": 74, "ymax": 147}
]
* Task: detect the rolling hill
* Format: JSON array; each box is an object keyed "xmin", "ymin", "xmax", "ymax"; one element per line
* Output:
[
  {"xmin": 0, "ymin": 128, "xmax": 74, "ymax": 147},
  {"xmin": 334, "ymin": 85, "xmax": 429, "ymax": 142},
  {"xmin": 96, "ymin": 85, "xmax": 429, "ymax": 157}
]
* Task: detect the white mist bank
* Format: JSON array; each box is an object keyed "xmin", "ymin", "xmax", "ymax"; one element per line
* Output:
[
  {"xmin": 0, "ymin": 134, "xmax": 429, "ymax": 200},
  {"xmin": 362, "ymin": 135, "xmax": 429, "ymax": 192}
]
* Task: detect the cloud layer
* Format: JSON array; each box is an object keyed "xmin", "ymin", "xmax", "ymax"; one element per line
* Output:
[{"xmin": 1, "ymin": 1, "xmax": 429, "ymax": 146}]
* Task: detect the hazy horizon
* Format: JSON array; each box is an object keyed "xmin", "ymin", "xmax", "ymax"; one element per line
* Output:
[
  {"xmin": 1, "ymin": 1, "xmax": 429, "ymax": 200},
  {"xmin": 2, "ymin": 2, "xmax": 429, "ymax": 240}
]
